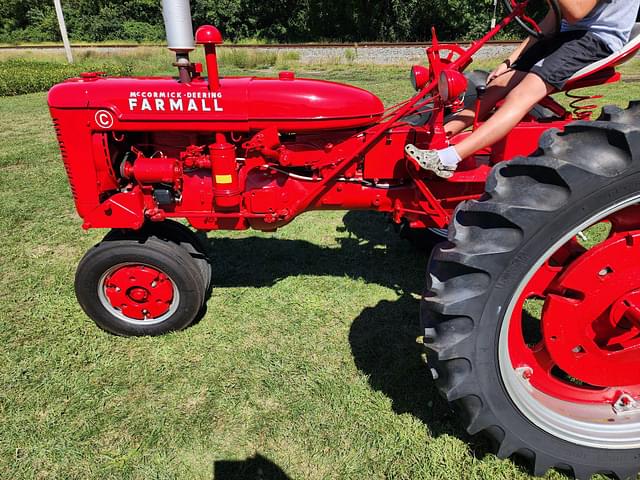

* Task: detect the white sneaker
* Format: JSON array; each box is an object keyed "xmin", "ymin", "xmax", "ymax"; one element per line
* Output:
[{"xmin": 405, "ymin": 144, "xmax": 456, "ymax": 179}]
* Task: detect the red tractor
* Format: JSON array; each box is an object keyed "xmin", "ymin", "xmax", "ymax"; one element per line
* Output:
[{"xmin": 48, "ymin": 0, "xmax": 640, "ymax": 477}]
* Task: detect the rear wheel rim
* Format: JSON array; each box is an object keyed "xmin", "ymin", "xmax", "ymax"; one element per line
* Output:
[
  {"xmin": 499, "ymin": 196, "xmax": 640, "ymax": 449},
  {"xmin": 97, "ymin": 263, "xmax": 179, "ymax": 325}
]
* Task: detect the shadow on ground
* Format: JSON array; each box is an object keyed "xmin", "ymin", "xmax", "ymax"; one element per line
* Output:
[
  {"xmin": 202, "ymin": 210, "xmax": 491, "ymax": 457},
  {"xmin": 203, "ymin": 211, "xmax": 434, "ymax": 293},
  {"xmin": 213, "ymin": 453, "xmax": 291, "ymax": 480}
]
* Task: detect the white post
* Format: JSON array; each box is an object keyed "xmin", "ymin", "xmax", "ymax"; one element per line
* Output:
[
  {"xmin": 491, "ymin": 0, "xmax": 498, "ymax": 29},
  {"xmin": 53, "ymin": 0, "xmax": 73, "ymax": 64}
]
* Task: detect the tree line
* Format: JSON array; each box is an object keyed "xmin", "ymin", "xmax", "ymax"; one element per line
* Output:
[{"xmin": 0, "ymin": 0, "xmax": 502, "ymax": 44}]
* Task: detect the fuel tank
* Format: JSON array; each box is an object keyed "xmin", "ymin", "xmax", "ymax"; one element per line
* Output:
[{"xmin": 47, "ymin": 72, "xmax": 385, "ymax": 132}]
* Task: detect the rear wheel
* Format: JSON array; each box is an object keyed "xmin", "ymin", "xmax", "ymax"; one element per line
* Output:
[
  {"xmin": 75, "ymin": 235, "xmax": 205, "ymax": 336},
  {"xmin": 421, "ymin": 103, "xmax": 640, "ymax": 479}
]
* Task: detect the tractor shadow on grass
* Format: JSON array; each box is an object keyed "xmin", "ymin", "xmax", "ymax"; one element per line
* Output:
[
  {"xmin": 348, "ymin": 294, "xmax": 481, "ymax": 441},
  {"xmin": 201, "ymin": 210, "xmax": 491, "ymax": 459},
  {"xmin": 203, "ymin": 210, "xmax": 432, "ymax": 295}
]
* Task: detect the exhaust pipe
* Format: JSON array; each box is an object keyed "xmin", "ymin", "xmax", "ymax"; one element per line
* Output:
[{"xmin": 161, "ymin": 0, "xmax": 195, "ymax": 83}]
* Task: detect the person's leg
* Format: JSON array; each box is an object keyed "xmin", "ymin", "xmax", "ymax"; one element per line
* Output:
[
  {"xmin": 454, "ymin": 73, "xmax": 553, "ymax": 159},
  {"xmin": 444, "ymin": 69, "xmax": 527, "ymax": 136},
  {"xmin": 405, "ymin": 72, "xmax": 553, "ymax": 178},
  {"xmin": 405, "ymin": 31, "xmax": 611, "ymax": 178}
]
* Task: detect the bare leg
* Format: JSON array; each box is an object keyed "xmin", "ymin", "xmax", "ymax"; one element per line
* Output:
[
  {"xmin": 454, "ymin": 73, "xmax": 554, "ymax": 159},
  {"xmin": 404, "ymin": 72, "xmax": 552, "ymax": 179},
  {"xmin": 444, "ymin": 69, "xmax": 527, "ymax": 136}
]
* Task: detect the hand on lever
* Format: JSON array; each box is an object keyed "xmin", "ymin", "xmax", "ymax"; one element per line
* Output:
[{"xmin": 488, "ymin": 61, "xmax": 511, "ymax": 84}]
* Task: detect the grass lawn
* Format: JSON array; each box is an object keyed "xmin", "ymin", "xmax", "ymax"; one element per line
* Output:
[{"xmin": 2, "ymin": 54, "xmax": 640, "ymax": 479}]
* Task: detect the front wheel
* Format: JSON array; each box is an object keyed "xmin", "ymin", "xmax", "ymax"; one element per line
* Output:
[
  {"xmin": 75, "ymin": 236, "xmax": 205, "ymax": 336},
  {"xmin": 422, "ymin": 104, "xmax": 640, "ymax": 479},
  {"xmin": 106, "ymin": 220, "xmax": 212, "ymax": 293}
]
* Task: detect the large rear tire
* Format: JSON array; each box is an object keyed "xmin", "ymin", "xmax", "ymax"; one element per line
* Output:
[{"xmin": 421, "ymin": 103, "xmax": 640, "ymax": 479}]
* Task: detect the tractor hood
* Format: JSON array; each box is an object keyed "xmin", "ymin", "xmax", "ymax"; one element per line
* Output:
[{"xmin": 48, "ymin": 72, "xmax": 385, "ymax": 132}]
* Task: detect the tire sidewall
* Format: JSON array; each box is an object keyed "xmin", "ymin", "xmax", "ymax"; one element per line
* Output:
[{"xmin": 144, "ymin": 221, "xmax": 212, "ymax": 290}]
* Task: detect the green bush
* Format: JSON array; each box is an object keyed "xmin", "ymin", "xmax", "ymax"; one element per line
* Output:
[
  {"xmin": 121, "ymin": 20, "xmax": 164, "ymax": 43},
  {"xmin": 0, "ymin": 0, "xmax": 507, "ymax": 45},
  {"xmin": 0, "ymin": 59, "xmax": 133, "ymax": 96}
]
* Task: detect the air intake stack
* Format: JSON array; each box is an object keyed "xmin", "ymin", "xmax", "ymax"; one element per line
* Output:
[{"xmin": 161, "ymin": 0, "xmax": 195, "ymax": 83}]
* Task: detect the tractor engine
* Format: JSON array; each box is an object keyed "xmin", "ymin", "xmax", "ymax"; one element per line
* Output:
[
  {"xmin": 48, "ymin": 0, "xmax": 474, "ymax": 235},
  {"xmin": 48, "ymin": 47, "xmax": 391, "ymax": 231}
]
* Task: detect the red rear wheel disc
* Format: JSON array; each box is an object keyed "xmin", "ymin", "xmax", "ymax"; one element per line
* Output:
[{"xmin": 509, "ymin": 207, "xmax": 640, "ymax": 406}]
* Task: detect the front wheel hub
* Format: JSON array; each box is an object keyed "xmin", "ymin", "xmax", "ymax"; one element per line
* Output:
[
  {"xmin": 100, "ymin": 264, "xmax": 175, "ymax": 321},
  {"xmin": 127, "ymin": 287, "xmax": 150, "ymax": 303}
]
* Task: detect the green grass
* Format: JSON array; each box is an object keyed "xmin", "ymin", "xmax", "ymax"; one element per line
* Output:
[{"xmin": 2, "ymin": 58, "xmax": 640, "ymax": 479}]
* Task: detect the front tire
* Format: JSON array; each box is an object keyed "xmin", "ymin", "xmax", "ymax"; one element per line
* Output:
[
  {"xmin": 75, "ymin": 235, "xmax": 205, "ymax": 336},
  {"xmin": 422, "ymin": 104, "xmax": 640, "ymax": 479},
  {"xmin": 106, "ymin": 220, "xmax": 212, "ymax": 293}
]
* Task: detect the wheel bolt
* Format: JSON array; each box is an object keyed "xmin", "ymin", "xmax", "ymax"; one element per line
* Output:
[
  {"xmin": 598, "ymin": 267, "xmax": 612, "ymax": 277},
  {"xmin": 516, "ymin": 366, "xmax": 533, "ymax": 380},
  {"xmin": 613, "ymin": 393, "xmax": 638, "ymax": 414}
]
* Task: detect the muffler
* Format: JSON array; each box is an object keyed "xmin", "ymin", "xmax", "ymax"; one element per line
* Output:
[{"xmin": 161, "ymin": 0, "xmax": 195, "ymax": 83}]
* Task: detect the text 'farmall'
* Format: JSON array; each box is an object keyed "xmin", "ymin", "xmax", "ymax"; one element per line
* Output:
[{"xmin": 128, "ymin": 90, "xmax": 224, "ymax": 112}]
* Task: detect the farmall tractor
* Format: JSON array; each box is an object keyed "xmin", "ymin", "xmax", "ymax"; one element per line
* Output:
[{"xmin": 48, "ymin": 0, "xmax": 640, "ymax": 477}]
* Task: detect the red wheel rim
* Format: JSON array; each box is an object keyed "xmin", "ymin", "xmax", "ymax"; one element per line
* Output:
[
  {"xmin": 509, "ymin": 206, "xmax": 640, "ymax": 405},
  {"xmin": 99, "ymin": 264, "xmax": 176, "ymax": 322}
]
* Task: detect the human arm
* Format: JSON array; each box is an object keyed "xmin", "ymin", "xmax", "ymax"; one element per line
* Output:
[
  {"xmin": 558, "ymin": 0, "xmax": 599, "ymax": 24},
  {"xmin": 488, "ymin": 9, "xmax": 559, "ymax": 82}
]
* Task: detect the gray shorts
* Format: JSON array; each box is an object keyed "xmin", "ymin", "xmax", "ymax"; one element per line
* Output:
[{"xmin": 512, "ymin": 30, "xmax": 613, "ymax": 89}]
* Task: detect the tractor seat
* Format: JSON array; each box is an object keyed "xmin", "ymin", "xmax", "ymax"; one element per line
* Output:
[{"xmin": 561, "ymin": 23, "xmax": 640, "ymax": 91}]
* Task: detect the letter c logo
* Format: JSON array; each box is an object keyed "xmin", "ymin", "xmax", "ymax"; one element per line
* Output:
[{"xmin": 94, "ymin": 110, "xmax": 114, "ymax": 129}]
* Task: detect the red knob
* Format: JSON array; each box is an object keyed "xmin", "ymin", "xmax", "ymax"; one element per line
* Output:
[
  {"xmin": 279, "ymin": 71, "xmax": 295, "ymax": 81},
  {"xmin": 195, "ymin": 25, "xmax": 224, "ymax": 45}
]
